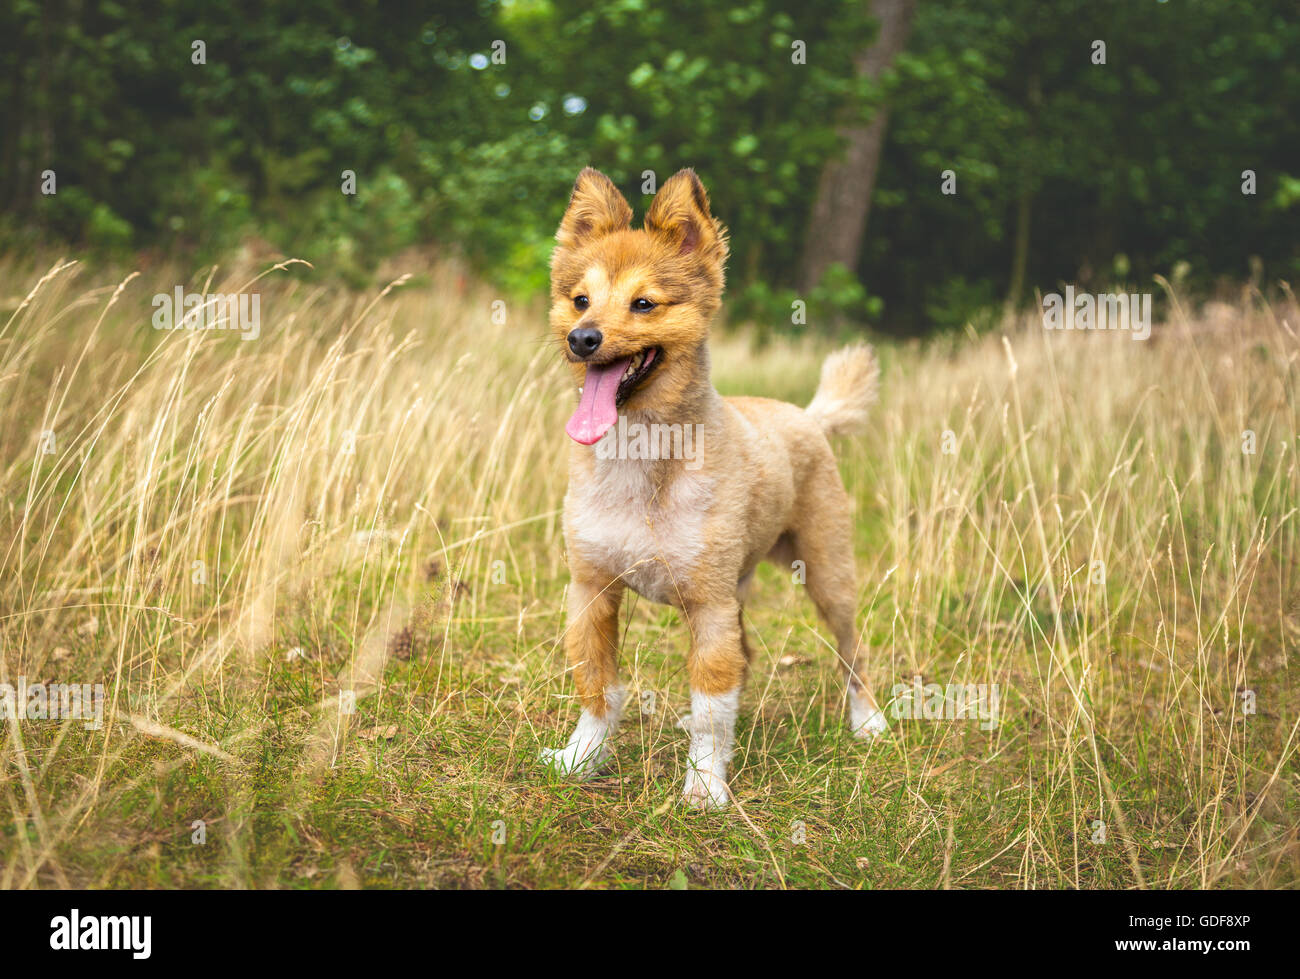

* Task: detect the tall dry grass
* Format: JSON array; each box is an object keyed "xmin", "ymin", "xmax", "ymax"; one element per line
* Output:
[{"xmin": 0, "ymin": 254, "xmax": 1296, "ymax": 888}]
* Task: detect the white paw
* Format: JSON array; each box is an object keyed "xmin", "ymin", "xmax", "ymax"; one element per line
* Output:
[
  {"xmin": 851, "ymin": 706, "xmax": 888, "ymax": 741},
  {"xmin": 681, "ymin": 688, "xmax": 740, "ymax": 809},
  {"xmin": 540, "ymin": 688, "xmax": 624, "ymax": 780},
  {"xmin": 538, "ymin": 740, "xmax": 611, "ymax": 780},
  {"xmin": 682, "ymin": 766, "xmax": 730, "ymax": 810}
]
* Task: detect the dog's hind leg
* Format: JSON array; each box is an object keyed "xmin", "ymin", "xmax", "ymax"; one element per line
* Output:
[
  {"xmin": 539, "ymin": 566, "xmax": 626, "ymax": 778},
  {"xmin": 790, "ymin": 464, "xmax": 887, "ymax": 740}
]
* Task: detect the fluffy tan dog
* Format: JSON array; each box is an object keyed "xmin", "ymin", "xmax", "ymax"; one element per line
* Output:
[{"xmin": 539, "ymin": 167, "xmax": 885, "ymax": 808}]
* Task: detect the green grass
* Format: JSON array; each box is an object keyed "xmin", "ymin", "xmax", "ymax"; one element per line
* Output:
[{"xmin": 1, "ymin": 254, "xmax": 1296, "ymax": 888}]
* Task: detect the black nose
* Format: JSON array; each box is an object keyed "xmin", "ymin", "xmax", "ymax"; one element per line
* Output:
[{"xmin": 567, "ymin": 327, "xmax": 603, "ymax": 358}]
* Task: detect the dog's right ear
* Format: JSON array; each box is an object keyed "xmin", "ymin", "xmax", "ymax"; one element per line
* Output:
[{"xmin": 556, "ymin": 168, "xmax": 633, "ymax": 250}]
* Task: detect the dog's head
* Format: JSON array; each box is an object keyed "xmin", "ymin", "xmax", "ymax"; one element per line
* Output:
[{"xmin": 550, "ymin": 167, "xmax": 728, "ymax": 444}]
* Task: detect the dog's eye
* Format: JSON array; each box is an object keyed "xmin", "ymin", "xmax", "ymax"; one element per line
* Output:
[
  {"xmin": 573, "ymin": 295, "xmax": 589, "ymax": 310},
  {"xmin": 630, "ymin": 298, "xmax": 656, "ymax": 312}
]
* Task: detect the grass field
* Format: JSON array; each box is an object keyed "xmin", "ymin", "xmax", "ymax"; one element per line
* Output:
[{"xmin": 1, "ymin": 254, "xmax": 1297, "ymax": 889}]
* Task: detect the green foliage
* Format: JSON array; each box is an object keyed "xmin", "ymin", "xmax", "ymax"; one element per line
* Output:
[
  {"xmin": 922, "ymin": 276, "xmax": 1001, "ymax": 334},
  {"xmin": 733, "ymin": 263, "xmax": 883, "ymax": 345},
  {"xmin": 0, "ymin": 0, "xmax": 1296, "ymax": 332},
  {"xmin": 0, "ymin": 0, "xmax": 875, "ymax": 293},
  {"xmin": 872, "ymin": 0, "xmax": 1300, "ymax": 326}
]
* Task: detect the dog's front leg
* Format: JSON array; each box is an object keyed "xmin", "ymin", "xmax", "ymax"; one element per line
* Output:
[
  {"xmin": 539, "ymin": 569, "xmax": 626, "ymax": 779},
  {"xmin": 681, "ymin": 600, "xmax": 747, "ymax": 810}
]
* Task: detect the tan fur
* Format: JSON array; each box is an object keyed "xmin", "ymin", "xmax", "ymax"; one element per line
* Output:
[
  {"xmin": 548, "ymin": 168, "xmax": 883, "ymax": 801},
  {"xmin": 805, "ymin": 344, "xmax": 880, "ymax": 437}
]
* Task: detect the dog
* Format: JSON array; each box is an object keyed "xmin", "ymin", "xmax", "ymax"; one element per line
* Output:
[{"xmin": 539, "ymin": 167, "xmax": 886, "ymax": 809}]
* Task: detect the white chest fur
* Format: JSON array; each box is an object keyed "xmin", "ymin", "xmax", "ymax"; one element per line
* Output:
[{"xmin": 567, "ymin": 455, "xmax": 714, "ymax": 606}]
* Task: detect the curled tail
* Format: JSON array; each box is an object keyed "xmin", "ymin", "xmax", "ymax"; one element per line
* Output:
[{"xmin": 804, "ymin": 344, "xmax": 879, "ymax": 438}]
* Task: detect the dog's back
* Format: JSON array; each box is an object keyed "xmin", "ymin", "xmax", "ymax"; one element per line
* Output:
[{"xmin": 725, "ymin": 343, "xmax": 879, "ymax": 489}]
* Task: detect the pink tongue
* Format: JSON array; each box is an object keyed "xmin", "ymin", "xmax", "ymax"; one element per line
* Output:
[{"xmin": 566, "ymin": 358, "xmax": 632, "ymax": 444}]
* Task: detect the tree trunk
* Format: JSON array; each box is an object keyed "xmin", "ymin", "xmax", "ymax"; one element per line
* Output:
[
  {"xmin": 1003, "ymin": 71, "xmax": 1041, "ymax": 316},
  {"xmin": 797, "ymin": 0, "xmax": 917, "ymax": 293},
  {"xmin": 1004, "ymin": 188, "xmax": 1031, "ymax": 315}
]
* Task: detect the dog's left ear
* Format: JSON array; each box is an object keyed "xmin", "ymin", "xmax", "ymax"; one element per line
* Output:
[{"xmin": 645, "ymin": 168, "xmax": 729, "ymax": 266}]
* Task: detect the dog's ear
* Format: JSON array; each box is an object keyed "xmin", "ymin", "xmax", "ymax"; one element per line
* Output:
[
  {"xmin": 644, "ymin": 168, "xmax": 728, "ymax": 265},
  {"xmin": 556, "ymin": 168, "xmax": 633, "ymax": 250}
]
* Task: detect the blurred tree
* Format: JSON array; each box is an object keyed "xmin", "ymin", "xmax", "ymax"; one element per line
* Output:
[{"xmin": 797, "ymin": 0, "xmax": 916, "ymax": 293}]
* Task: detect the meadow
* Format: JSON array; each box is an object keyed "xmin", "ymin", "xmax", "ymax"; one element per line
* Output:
[{"xmin": 1, "ymin": 254, "xmax": 1296, "ymax": 888}]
